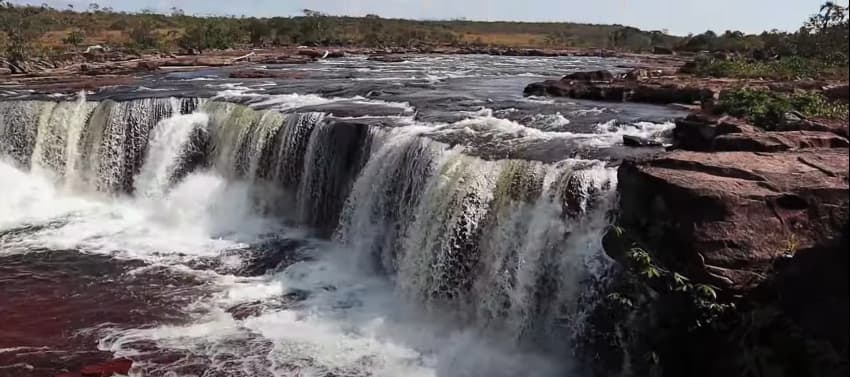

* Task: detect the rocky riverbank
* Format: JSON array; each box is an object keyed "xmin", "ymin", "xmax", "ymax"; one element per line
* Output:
[
  {"xmin": 524, "ymin": 68, "xmax": 849, "ymax": 110},
  {"xmin": 573, "ymin": 64, "xmax": 850, "ymax": 376}
]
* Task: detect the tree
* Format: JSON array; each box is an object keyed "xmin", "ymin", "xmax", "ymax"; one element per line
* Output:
[
  {"xmin": 803, "ymin": 2, "xmax": 849, "ymax": 63},
  {"xmin": 127, "ymin": 18, "xmax": 159, "ymax": 50},
  {"xmin": 63, "ymin": 29, "xmax": 86, "ymax": 49},
  {"xmin": 246, "ymin": 19, "xmax": 271, "ymax": 47}
]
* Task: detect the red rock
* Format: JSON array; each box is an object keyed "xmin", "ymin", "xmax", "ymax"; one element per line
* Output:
[
  {"xmin": 524, "ymin": 79, "xmax": 715, "ymax": 105},
  {"xmin": 79, "ymin": 358, "xmax": 132, "ymax": 377},
  {"xmin": 611, "ymin": 149, "xmax": 849, "ymax": 292},
  {"xmin": 255, "ymin": 55, "xmax": 314, "ymax": 64},
  {"xmin": 782, "ymin": 116, "xmax": 850, "ymax": 138},
  {"xmin": 713, "ymin": 130, "xmax": 849, "ymax": 152}
]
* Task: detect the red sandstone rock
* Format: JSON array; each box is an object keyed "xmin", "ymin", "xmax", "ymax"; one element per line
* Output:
[
  {"xmin": 713, "ymin": 130, "xmax": 849, "ymax": 152},
  {"xmin": 612, "ymin": 149, "xmax": 849, "ymax": 292},
  {"xmin": 524, "ymin": 76, "xmax": 715, "ymax": 105}
]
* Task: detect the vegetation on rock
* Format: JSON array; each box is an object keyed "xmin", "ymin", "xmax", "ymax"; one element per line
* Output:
[{"xmin": 716, "ymin": 89, "xmax": 849, "ymax": 128}]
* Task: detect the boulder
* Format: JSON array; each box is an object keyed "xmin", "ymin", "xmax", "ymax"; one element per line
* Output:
[
  {"xmin": 562, "ymin": 70, "xmax": 615, "ymax": 82},
  {"xmin": 672, "ymin": 114, "xmax": 758, "ymax": 151},
  {"xmin": 611, "ymin": 149, "xmax": 849, "ymax": 292}
]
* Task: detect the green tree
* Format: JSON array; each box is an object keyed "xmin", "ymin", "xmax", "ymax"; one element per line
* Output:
[
  {"xmin": 246, "ymin": 19, "xmax": 271, "ymax": 47},
  {"xmin": 127, "ymin": 18, "xmax": 159, "ymax": 50},
  {"xmin": 62, "ymin": 28, "xmax": 86, "ymax": 49}
]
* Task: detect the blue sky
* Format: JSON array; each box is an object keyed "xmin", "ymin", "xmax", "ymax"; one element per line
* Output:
[{"xmin": 11, "ymin": 0, "xmax": 849, "ymax": 35}]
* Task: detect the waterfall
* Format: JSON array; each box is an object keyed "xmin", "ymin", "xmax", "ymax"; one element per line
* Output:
[
  {"xmin": 336, "ymin": 127, "xmax": 443, "ymax": 274},
  {"xmin": 1, "ymin": 97, "xmax": 618, "ymax": 353},
  {"xmin": 336, "ymin": 126, "xmax": 618, "ymax": 346},
  {"xmin": 1, "ymin": 97, "xmax": 200, "ymax": 193},
  {"xmin": 0, "ymin": 101, "xmax": 55, "ymax": 168},
  {"xmin": 134, "ymin": 113, "xmax": 210, "ymax": 198},
  {"xmin": 296, "ymin": 120, "xmax": 374, "ymax": 233},
  {"xmin": 30, "ymin": 98, "xmax": 97, "ymax": 182}
]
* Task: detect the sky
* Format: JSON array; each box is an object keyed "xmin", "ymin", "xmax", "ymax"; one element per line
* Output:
[{"xmin": 10, "ymin": 0, "xmax": 850, "ymax": 36}]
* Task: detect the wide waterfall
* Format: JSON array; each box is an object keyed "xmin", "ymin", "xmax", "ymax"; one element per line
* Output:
[{"xmin": 0, "ymin": 95, "xmax": 619, "ymax": 376}]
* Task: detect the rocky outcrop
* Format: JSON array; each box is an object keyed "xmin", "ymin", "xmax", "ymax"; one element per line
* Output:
[
  {"xmin": 524, "ymin": 70, "xmax": 716, "ymax": 105},
  {"xmin": 673, "ymin": 113, "xmax": 850, "ymax": 152},
  {"xmin": 254, "ymin": 55, "xmax": 314, "ymax": 64},
  {"xmin": 611, "ymin": 149, "xmax": 849, "ymax": 292},
  {"xmin": 782, "ymin": 116, "xmax": 850, "ymax": 138},
  {"xmin": 713, "ymin": 130, "xmax": 849, "ymax": 152}
]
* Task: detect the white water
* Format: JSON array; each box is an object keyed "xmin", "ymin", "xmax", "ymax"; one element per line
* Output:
[
  {"xmin": 134, "ymin": 113, "xmax": 209, "ymax": 198},
  {"xmin": 0, "ymin": 97, "xmax": 625, "ymax": 377},
  {"xmin": 0, "ymin": 152, "xmax": 574, "ymax": 377}
]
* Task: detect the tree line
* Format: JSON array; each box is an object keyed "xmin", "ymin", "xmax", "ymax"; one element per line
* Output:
[{"xmin": 1, "ymin": 0, "xmax": 847, "ymax": 69}]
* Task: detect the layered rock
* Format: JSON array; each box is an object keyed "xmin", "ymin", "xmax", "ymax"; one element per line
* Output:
[
  {"xmin": 612, "ymin": 149, "xmax": 848, "ymax": 292},
  {"xmin": 524, "ymin": 70, "xmax": 716, "ymax": 105},
  {"xmin": 673, "ymin": 113, "xmax": 850, "ymax": 151}
]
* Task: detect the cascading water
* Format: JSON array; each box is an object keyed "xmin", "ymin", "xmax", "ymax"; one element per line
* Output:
[
  {"xmin": 133, "ymin": 112, "xmax": 210, "ymax": 198},
  {"xmin": 1, "ymin": 93, "xmax": 623, "ymax": 377}
]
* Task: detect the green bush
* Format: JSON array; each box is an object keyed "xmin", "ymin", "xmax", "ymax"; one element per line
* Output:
[
  {"xmin": 684, "ymin": 56, "xmax": 848, "ymax": 80},
  {"xmin": 62, "ymin": 29, "xmax": 86, "ymax": 48},
  {"xmin": 717, "ymin": 88, "xmax": 849, "ymax": 128}
]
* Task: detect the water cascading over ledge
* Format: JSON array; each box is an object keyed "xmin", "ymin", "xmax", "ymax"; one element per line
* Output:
[{"xmin": 0, "ymin": 96, "xmax": 618, "ymax": 350}]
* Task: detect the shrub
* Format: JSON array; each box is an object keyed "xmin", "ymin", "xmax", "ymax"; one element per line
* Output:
[
  {"xmin": 717, "ymin": 88, "xmax": 849, "ymax": 128},
  {"xmin": 683, "ymin": 55, "xmax": 848, "ymax": 80},
  {"xmin": 62, "ymin": 29, "xmax": 86, "ymax": 48}
]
